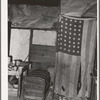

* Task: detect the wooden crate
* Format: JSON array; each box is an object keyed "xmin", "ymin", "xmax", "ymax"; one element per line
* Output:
[
  {"xmin": 22, "ymin": 70, "xmax": 51, "ymax": 100},
  {"xmin": 22, "ymin": 77, "xmax": 45, "ymax": 100}
]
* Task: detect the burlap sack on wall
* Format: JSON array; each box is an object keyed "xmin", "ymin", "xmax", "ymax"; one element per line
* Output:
[
  {"xmin": 61, "ymin": 0, "xmax": 97, "ymax": 17},
  {"xmin": 8, "ymin": 5, "xmax": 59, "ymax": 28}
]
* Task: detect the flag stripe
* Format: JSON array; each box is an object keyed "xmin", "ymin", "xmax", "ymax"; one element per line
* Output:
[
  {"xmin": 78, "ymin": 20, "xmax": 94, "ymax": 97},
  {"xmin": 88, "ymin": 20, "xmax": 97, "ymax": 64},
  {"xmin": 86, "ymin": 20, "xmax": 97, "ymax": 97},
  {"xmin": 69, "ymin": 56, "xmax": 80, "ymax": 97},
  {"xmin": 61, "ymin": 53, "xmax": 71, "ymax": 96},
  {"xmin": 65, "ymin": 54, "xmax": 72, "ymax": 96},
  {"xmin": 80, "ymin": 20, "xmax": 89, "ymax": 91},
  {"xmin": 54, "ymin": 53, "xmax": 59, "ymax": 93},
  {"xmin": 69, "ymin": 56, "xmax": 77, "ymax": 97},
  {"xmin": 58, "ymin": 52, "xmax": 64, "ymax": 94},
  {"xmin": 82, "ymin": 20, "xmax": 93, "ymax": 97},
  {"xmin": 61, "ymin": 62, "xmax": 66, "ymax": 95},
  {"xmin": 54, "ymin": 16, "xmax": 97, "ymax": 99},
  {"xmin": 78, "ymin": 20, "xmax": 89, "ymax": 97},
  {"xmin": 55, "ymin": 52, "xmax": 64, "ymax": 94},
  {"xmin": 54, "ymin": 52, "xmax": 73, "ymax": 96},
  {"xmin": 73, "ymin": 56, "xmax": 81, "ymax": 96}
]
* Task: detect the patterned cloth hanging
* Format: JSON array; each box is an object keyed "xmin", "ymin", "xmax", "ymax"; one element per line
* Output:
[{"xmin": 54, "ymin": 15, "xmax": 97, "ymax": 98}]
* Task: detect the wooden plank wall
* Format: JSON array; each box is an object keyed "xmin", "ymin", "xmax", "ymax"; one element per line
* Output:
[
  {"xmin": 29, "ymin": 44, "xmax": 56, "ymax": 82},
  {"xmin": 28, "ymin": 30, "xmax": 57, "ymax": 82},
  {"xmin": 29, "ymin": 44, "xmax": 56, "ymax": 66},
  {"xmin": 29, "ymin": 44, "xmax": 56, "ymax": 81}
]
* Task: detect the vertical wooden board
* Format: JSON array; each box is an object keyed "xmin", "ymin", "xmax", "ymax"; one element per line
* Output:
[
  {"xmin": 30, "ymin": 44, "xmax": 56, "ymax": 51},
  {"xmin": 29, "ymin": 44, "xmax": 56, "ymax": 69},
  {"xmin": 30, "ymin": 55, "xmax": 55, "ymax": 63},
  {"xmin": 54, "ymin": 52, "xmax": 81, "ymax": 97},
  {"xmin": 69, "ymin": 56, "xmax": 80, "ymax": 97}
]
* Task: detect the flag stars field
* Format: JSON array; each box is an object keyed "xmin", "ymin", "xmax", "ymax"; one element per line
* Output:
[{"xmin": 57, "ymin": 16, "xmax": 83, "ymax": 55}]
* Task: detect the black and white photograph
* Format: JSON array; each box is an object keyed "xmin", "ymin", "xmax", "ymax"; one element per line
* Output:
[{"xmin": 1, "ymin": 0, "xmax": 98, "ymax": 100}]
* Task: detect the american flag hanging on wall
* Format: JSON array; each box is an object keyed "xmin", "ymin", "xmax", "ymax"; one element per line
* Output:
[
  {"xmin": 54, "ymin": 15, "xmax": 97, "ymax": 98},
  {"xmin": 56, "ymin": 16, "xmax": 83, "ymax": 56}
]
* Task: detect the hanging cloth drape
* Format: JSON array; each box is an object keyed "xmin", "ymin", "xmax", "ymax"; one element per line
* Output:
[{"xmin": 54, "ymin": 15, "xmax": 97, "ymax": 98}]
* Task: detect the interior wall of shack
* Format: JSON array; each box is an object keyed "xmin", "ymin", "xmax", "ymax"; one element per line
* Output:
[
  {"xmin": 10, "ymin": 29, "xmax": 57, "ymax": 82},
  {"xmin": 29, "ymin": 30, "xmax": 57, "ymax": 82}
]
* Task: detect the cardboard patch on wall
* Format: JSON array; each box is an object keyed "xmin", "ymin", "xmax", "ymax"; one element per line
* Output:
[
  {"xmin": 10, "ymin": 29, "xmax": 30, "ymax": 61},
  {"xmin": 32, "ymin": 30, "xmax": 57, "ymax": 46}
]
